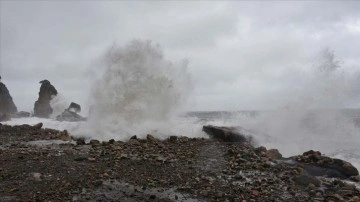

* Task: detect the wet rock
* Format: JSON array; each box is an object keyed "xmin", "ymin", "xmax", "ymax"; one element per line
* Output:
[
  {"xmin": 76, "ymin": 138, "xmax": 86, "ymax": 145},
  {"xmin": 293, "ymin": 150, "xmax": 359, "ymax": 179},
  {"xmin": 266, "ymin": 149, "xmax": 282, "ymax": 160},
  {"xmin": 34, "ymin": 80, "xmax": 58, "ymax": 118},
  {"xmin": 56, "ymin": 110, "xmax": 86, "ymax": 122},
  {"xmin": 146, "ymin": 134, "xmax": 157, "ymax": 142},
  {"xmin": 293, "ymin": 174, "xmax": 321, "ymax": 187},
  {"xmin": 128, "ymin": 139, "xmax": 140, "ymax": 146},
  {"xmin": 67, "ymin": 102, "xmax": 81, "ymax": 113},
  {"xmin": 202, "ymin": 125, "xmax": 254, "ymax": 145},
  {"xmin": 30, "ymin": 172, "xmax": 42, "ymax": 181},
  {"xmin": 74, "ymin": 156, "xmax": 87, "ymax": 161},
  {"xmin": 349, "ymin": 175, "xmax": 360, "ymax": 182},
  {"xmin": 0, "ymin": 80, "xmax": 17, "ymax": 115},
  {"xmin": 33, "ymin": 122, "xmax": 43, "ymax": 129}
]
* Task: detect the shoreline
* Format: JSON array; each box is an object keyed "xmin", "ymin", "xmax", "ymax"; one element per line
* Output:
[{"xmin": 0, "ymin": 122, "xmax": 359, "ymax": 201}]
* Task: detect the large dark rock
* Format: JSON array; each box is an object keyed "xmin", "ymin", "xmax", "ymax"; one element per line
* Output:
[
  {"xmin": 68, "ymin": 102, "xmax": 81, "ymax": 113},
  {"xmin": 33, "ymin": 80, "xmax": 58, "ymax": 118},
  {"xmin": 291, "ymin": 150, "xmax": 359, "ymax": 179},
  {"xmin": 56, "ymin": 109, "xmax": 86, "ymax": 122},
  {"xmin": 0, "ymin": 80, "xmax": 17, "ymax": 115},
  {"xmin": 202, "ymin": 125, "xmax": 255, "ymax": 145}
]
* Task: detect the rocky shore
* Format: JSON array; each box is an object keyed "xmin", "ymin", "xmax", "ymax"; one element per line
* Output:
[{"xmin": 0, "ymin": 123, "xmax": 359, "ymax": 202}]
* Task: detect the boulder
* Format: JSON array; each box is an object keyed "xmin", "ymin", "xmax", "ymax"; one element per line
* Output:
[
  {"xmin": 32, "ymin": 122, "xmax": 43, "ymax": 129},
  {"xmin": 292, "ymin": 150, "xmax": 359, "ymax": 179},
  {"xmin": 56, "ymin": 109, "xmax": 86, "ymax": 122},
  {"xmin": 202, "ymin": 125, "xmax": 255, "ymax": 145},
  {"xmin": 293, "ymin": 174, "xmax": 321, "ymax": 187},
  {"xmin": 0, "ymin": 80, "xmax": 17, "ymax": 115},
  {"xmin": 68, "ymin": 102, "xmax": 81, "ymax": 113},
  {"xmin": 266, "ymin": 149, "xmax": 283, "ymax": 160},
  {"xmin": 34, "ymin": 80, "xmax": 58, "ymax": 118}
]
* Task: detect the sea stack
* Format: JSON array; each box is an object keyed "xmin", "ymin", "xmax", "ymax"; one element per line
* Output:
[
  {"xmin": 33, "ymin": 79, "xmax": 58, "ymax": 118},
  {"xmin": 0, "ymin": 76, "xmax": 18, "ymax": 115}
]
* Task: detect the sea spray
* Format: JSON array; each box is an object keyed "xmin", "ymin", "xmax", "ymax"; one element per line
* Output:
[
  {"xmin": 228, "ymin": 48, "xmax": 360, "ymax": 167},
  {"xmin": 75, "ymin": 40, "xmax": 195, "ymax": 140},
  {"xmin": 49, "ymin": 93, "xmax": 69, "ymax": 118}
]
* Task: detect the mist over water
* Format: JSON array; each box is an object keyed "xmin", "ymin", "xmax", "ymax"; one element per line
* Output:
[
  {"xmin": 214, "ymin": 48, "xmax": 360, "ymax": 168},
  {"xmin": 75, "ymin": 40, "xmax": 195, "ymax": 140}
]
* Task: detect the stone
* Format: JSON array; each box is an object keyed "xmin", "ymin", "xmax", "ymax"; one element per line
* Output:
[
  {"xmin": 34, "ymin": 80, "xmax": 58, "ymax": 118},
  {"xmin": 67, "ymin": 102, "xmax": 81, "ymax": 113},
  {"xmin": 128, "ymin": 139, "xmax": 140, "ymax": 145},
  {"xmin": 266, "ymin": 149, "xmax": 282, "ymax": 160},
  {"xmin": 76, "ymin": 138, "xmax": 86, "ymax": 145},
  {"xmin": 202, "ymin": 125, "xmax": 255, "ymax": 145},
  {"xmin": 33, "ymin": 122, "xmax": 43, "ymax": 129},
  {"xmin": 146, "ymin": 134, "xmax": 157, "ymax": 142},
  {"xmin": 293, "ymin": 174, "xmax": 321, "ymax": 187},
  {"xmin": 292, "ymin": 150, "xmax": 359, "ymax": 179},
  {"xmin": 56, "ymin": 110, "xmax": 86, "ymax": 122},
  {"xmin": 349, "ymin": 175, "xmax": 360, "ymax": 182}
]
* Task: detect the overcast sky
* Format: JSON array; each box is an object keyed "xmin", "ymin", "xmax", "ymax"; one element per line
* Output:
[{"xmin": 1, "ymin": 1, "xmax": 360, "ymax": 112}]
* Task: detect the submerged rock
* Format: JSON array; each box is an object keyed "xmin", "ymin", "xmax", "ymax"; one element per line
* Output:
[
  {"xmin": 292, "ymin": 150, "xmax": 359, "ymax": 179},
  {"xmin": 56, "ymin": 110, "xmax": 86, "ymax": 122},
  {"xmin": 34, "ymin": 80, "xmax": 58, "ymax": 118},
  {"xmin": 10, "ymin": 111, "xmax": 31, "ymax": 118},
  {"xmin": 56, "ymin": 102, "xmax": 85, "ymax": 122},
  {"xmin": 202, "ymin": 125, "xmax": 255, "ymax": 145},
  {"xmin": 0, "ymin": 79, "xmax": 17, "ymax": 115},
  {"xmin": 67, "ymin": 102, "xmax": 81, "ymax": 113}
]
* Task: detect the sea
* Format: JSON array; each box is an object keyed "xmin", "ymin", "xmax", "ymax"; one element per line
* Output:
[{"xmin": 4, "ymin": 109, "xmax": 360, "ymax": 171}]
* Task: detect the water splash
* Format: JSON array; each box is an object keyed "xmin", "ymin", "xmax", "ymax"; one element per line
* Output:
[
  {"xmin": 50, "ymin": 94, "xmax": 69, "ymax": 118},
  {"xmin": 232, "ymin": 48, "xmax": 360, "ymax": 162},
  {"xmin": 76, "ymin": 40, "xmax": 193, "ymax": 140}
]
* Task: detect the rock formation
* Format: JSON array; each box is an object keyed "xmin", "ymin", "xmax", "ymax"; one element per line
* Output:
[
  {"xmin": 33, "ymin": 80, "xmax": 58, "ymax": 118},
  {"xmin": 56, "ymin": 102, "xmax": 86, "ymax": 122},
  {"xmin": 0, "ymin": 77, "xmax": 18, "ymax": 120},
  {"xmin": 202, "ymin": 125, "xmax": 256, "ymax": 146},
  {"xmin": 68, "ymin": 102, "xmax": 81, "ymax": 113},
  {"xmin": 291, "ymin": 150, "xmax": 359, "ymax": 179}
]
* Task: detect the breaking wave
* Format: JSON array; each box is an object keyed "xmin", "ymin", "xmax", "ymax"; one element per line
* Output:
[{"xmin": 75, "ymin": 40, "xmax": 195, "ymax": 140}]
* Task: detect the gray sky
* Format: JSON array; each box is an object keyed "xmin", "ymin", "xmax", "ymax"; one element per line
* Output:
[{"xmin": 1, "ymin": 1, "xmax": 360, "ymax": 112}]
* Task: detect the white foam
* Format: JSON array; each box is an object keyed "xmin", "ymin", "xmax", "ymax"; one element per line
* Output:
[{"xmin": 74, "ymin": 40, "xmax": 194, "ymax": 141}]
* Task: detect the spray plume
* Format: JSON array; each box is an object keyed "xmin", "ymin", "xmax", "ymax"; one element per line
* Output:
[{"xmin": 76, "ymin": 40, "xmax": 193, "ymax": 140}]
